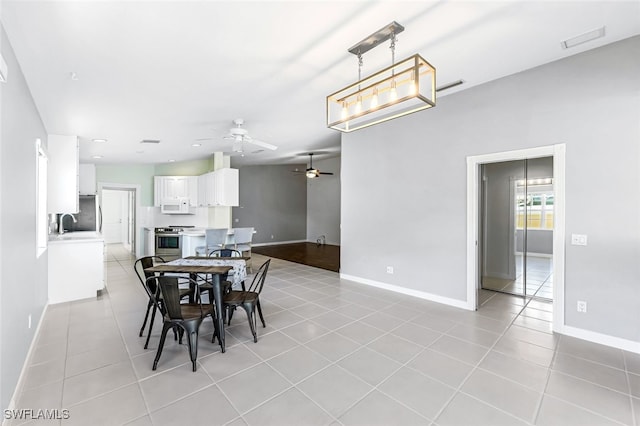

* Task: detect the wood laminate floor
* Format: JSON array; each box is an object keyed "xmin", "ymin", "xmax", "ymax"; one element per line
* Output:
[{"xmin": 252, "ymin": 242, "xmax": 340, "ymax": 272}]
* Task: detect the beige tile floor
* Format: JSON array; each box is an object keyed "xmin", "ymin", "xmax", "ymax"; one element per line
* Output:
[
  {"xmin": 482, "ymin": 255, "xmax": 553, "ymax": 300},
  {"xmin": 7, "ymin": 244, "xmax": 639, "ymax": 425}
]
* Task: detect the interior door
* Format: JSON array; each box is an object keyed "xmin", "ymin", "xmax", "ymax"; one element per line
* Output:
[{"xmin": 102, "ymin": 189, "xmax": 123, "ymax": 244}]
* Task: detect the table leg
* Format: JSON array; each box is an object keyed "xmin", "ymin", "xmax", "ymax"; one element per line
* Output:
[
  {"xmin": 188, "ymin": 273, "xmax": 197, "ymax": 303},
  {"xmin": 211, "ymin": 273, "xmax": 226, "ymax": 352}
]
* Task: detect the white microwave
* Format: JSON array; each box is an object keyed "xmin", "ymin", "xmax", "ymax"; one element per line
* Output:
[{"xmin": 161, "ymin": 198, "xmax": 191, "ymax": 214}]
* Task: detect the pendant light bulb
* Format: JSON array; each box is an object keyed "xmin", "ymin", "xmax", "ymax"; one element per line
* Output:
[
  {"xmin": 341, "ymin": 102, "xmax": 348, "ymax": 120},
  {"xmin": 390, "ymin": 80, "xmax": 398, "ymax": 102},
  {"xmin": 408, "ymin": 71, "xmax": 417, "ymax": 95},
  {"xmin": 370, "ymin": 87, "xmax": 379, "ymax": 109},
  {"xmin": 355, "ymin": 95, "xmax": 362, "ymax": 114}
]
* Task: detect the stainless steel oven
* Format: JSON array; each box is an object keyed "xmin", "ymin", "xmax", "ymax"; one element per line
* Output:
[{"xmin": 154, "ymin": 227, "xmax": 182, "ymax": 260}]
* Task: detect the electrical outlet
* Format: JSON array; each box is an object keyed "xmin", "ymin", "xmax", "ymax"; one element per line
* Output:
[
  {"xmin": 28, "ymin": 314, "xmax": 32, "ymax": 329},
  {"xmin": 270, "ymin": 235, "xmax": 274, "ymax": 239},
  {"xmin": 577, "ymin": 300, "xmax": 587, "ymax": 313},
  {"xmin": 234, "ymin": 218, "xmax": 239, "ymax": 223},
  {"xmin": 386, "ymin": 266, "xmax": 394, "ymax": 274},
  {"xmin": 571, "ymin": 234, "xmax": 588, "ymax": 246}
]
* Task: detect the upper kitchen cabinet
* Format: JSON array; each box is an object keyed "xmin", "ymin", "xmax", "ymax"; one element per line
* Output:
[
  {"xmin": 215, "ymin": 168, "xmax": 239, "ymax": 206},
  {"xmin": 154, "ymin": 176, "xmax": 198, "ymax": 207},
  {"xmin": 79, "ymin": 163, "xmax": 96, "ymax": 195},
  {"xmin": 197, "ymin": 168, "xmax": 239, "ymax": 207},
  {"xmin": 48, "ymin": 134, "xmax": 79, "ymax": 214}
]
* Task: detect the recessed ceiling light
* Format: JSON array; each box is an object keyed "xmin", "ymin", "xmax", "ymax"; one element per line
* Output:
[
  {"xmin": 140, "ymin": 139, "xmax": 160, "ymax": 144},
  {"xmin": 91, "ymin": 155, "xmax": 103, "ymax": 159},
  {"xmin": 192, "ymin": 143, "xmax": 202, "ymax": 147},
  {"xmin": 168, "ymin": 159, "xmax": 176, "ymax": 162},
  {"xmin": 92, "ymin": 138, "xmax": 108, "ymax": 143},
  {"xmin": 561, "ymin": 26, "xmax": 605, "ymax": 49}
]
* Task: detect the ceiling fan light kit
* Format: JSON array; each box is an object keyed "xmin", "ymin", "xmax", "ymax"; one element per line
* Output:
[
  {"xmin": 326, "ymin": 21, "xmax": 436, "ymax": 133},
  {"xmin": 302, "ymin": 153, "xmax": 333, "ymax": 179},
  {"xmin": 223, "ymin": 118, "xmax": 278, "ymax": 152}
]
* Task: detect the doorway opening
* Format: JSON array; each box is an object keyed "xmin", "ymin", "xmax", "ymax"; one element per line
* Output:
[
  {"xmin": 99, "ymin": 183, "xmax": 141, "ymax": 258},
  {"xmin": 480, "ymin": 157, "xmax": 554, "ymax": 300},
  {"xmin": 466, "ymin": 144, "xmax": 565, "ymax": 332}
]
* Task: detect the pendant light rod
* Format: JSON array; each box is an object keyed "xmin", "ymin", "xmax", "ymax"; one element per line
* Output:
[{"xmin": 348, "ymin": 21, "xmax": 405, "ymax": 56}]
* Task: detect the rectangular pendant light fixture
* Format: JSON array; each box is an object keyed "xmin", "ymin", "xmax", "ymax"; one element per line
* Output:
[{"xmin": 326, "ymin": 22, "xmax": 436, "ymax": 133}]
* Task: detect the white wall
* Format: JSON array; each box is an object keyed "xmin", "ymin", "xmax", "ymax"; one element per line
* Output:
[
  {"xmin": 341, "ymin": 36, "xmax": 640, "ymax": 343},
  {"xmin": 0, "ymin": 24, "xmax": 49, "ymax": 411},
  {"xmin": 307, "ymin": 156, "xmax": 341, "ymax": 245}
]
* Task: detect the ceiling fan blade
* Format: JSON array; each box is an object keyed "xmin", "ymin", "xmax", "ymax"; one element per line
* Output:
[
  {"xmin": 319, "ymin": 172, "xmax": 334, "ymax": 175},
  {"xmin": 246, "ymin": 138, "xmax": 278, "ymax": 151}
]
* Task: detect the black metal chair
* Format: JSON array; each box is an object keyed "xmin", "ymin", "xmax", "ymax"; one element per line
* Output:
[
  {"xmin": 224, "ymin": 259, "xmax": 270, "ymax": 343},
  {"xmin": 148, "ymin": 275, "xmax": 215, "ymax": 372},
  {"xmin": 134, "ymin": 256, "xmax": 191, "ymax": 349},
  {"xmin": 197, "ymin": 249, "xmax": 243, "ymax": 299}
]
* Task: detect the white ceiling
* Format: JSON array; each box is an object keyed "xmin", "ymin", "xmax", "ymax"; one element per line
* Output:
[{"xmin": 2, "ymin": 1, "xmax": 639, "ymax": 167}]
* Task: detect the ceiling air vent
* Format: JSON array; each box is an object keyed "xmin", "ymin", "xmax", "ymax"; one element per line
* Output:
[
  {"xmin": 140, "ymin": 139, "xmax": 160, "ymax": 144},
  {"xmin": 436, "ymin": 80, "xmax": 465, "ymax": 93},
  {"xmin": 561, "ymin": 26, "xmax": 605, "ymax": 49}
]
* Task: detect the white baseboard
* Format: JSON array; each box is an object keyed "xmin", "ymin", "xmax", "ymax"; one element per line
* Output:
[
  {"xmin": 556, "ymin": 324, "xmax": 640, "ymax": 354},
  {"xmin": 3, "ymin": 302, "xmax": 50, "ymax": 424},
  {"xmin": 339, "ymin": 273, "xmax": 471, "ymax": 310},
  {"xmin": 339, "ymin": 274, "xmax": 640, "ymax": 354},
  {"xmin": 253, "ymin": 240, "xmax": 307, "ymax": 247}
]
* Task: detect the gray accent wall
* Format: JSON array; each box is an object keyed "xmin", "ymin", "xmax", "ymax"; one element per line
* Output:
[
  {"xmin": 0, "ymin": 24, "xmax": 49, "ymax": 411},
  {"xmin": 307, "ymin": 156, "xmax": 341, "ymax": 245},
  {"xmin": 341, "ymin": 36, "xmax": 640, "ymax": 342},
  {"xmin": 233, "ymin": 164, "xmax": 307, "ymax": 244}
]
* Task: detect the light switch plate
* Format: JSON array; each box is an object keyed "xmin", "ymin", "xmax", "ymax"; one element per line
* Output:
[{"xmin": 571, "ymin": 234, "xmax": 588, "ymax": 246}]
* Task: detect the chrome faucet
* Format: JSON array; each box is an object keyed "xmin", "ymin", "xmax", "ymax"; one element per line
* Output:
[{"xmin": 59, "ymin": 213, "xmax": 77, "ymax": 234}]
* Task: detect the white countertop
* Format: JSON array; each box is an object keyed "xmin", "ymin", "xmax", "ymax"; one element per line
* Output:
[
  {"xmin": 49, "ymin": 231, "xmax": 104, "ymax": 244},
  {"xmin": 181, "ymin": 230, "xmax": 206, "ymax": 237}
]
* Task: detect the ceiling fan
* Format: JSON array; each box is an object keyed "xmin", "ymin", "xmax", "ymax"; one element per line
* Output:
[
  {"xmin": 223, "ymin": 118, "xmax": 278, "ymax": 153},
  {"xmin": 294, "ymin": 153, "xmax": 334, "ymax": 178}
]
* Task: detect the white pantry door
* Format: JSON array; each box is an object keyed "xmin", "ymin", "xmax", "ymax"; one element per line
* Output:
[{"xmin": 102, "ymin": 190, "xmax": 126, "ymax": 244}]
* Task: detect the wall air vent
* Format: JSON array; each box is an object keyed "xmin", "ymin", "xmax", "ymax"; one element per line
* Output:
[
  {"xmin": 140, "ymin": 139, "xmax": 161, "ymax": 144},
  {"xmin": 436, "ymin": 80, "xmax": 465, "ymax": 92},
  {"xmin": 561, "ymin": 26, "xmax": 605, "ymax": 49}
]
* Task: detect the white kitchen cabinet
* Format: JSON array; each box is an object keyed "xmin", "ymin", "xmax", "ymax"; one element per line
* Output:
[
  {"xmin": 79, "ymin": 163, "xmax": 96, "ymax": 195},
  {"xmin": 197, "ymin": 174, "xmax": 208, "ymax": 207},
  {"xmin": 154, "ymin": 176, "xmax": 198, "ymax": 207},
  {"xmin": 197, "ymin": 168, "xmax": 239, "ymax": 207},
  {"xmin": 214, "ymin": 168, "xmax": 239, "ymax": 206},
  {"xmin": 48, "ymin": 235, "xmax": 105, "ymax": 304},
  {"xmin": 48, "ymin": 134, "xmax": 79, "ymax": 213}
]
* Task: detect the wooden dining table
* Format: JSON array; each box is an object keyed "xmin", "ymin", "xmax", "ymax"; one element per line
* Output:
[{"xmin": 144, "ymin": 257, "xmax": 246, "ymax": 353}]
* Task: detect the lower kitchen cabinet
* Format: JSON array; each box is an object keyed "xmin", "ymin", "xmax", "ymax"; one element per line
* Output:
[{"xmin": 48, "ymin": 236, "xmax": 105, "ymax": 304}]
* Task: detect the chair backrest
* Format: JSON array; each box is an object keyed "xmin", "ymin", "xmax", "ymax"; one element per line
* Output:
[
  {"xmin": 208, "ymin": 248, "xmax": 242, "ymax": 258},
  {"xmin": 134, "ymin": 256, "xmax": 166, "ymax": 295},
  {"xmin": 246, "ymin": 259, "xmax": 270, "ymax": 295},
  {"xmin": 205, "ymin": 228, "xmax": 229, "ymax": 249},
  {"xmin": 155, "ymin": 275, "xmax": 203, "ymax": 320},
  {"xmin": 232, "ymin": 227, "xmax": 254, "ymax": 245}
]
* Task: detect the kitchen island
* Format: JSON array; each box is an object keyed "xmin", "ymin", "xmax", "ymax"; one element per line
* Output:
[
  {"xmin": 180, "ymin": 229, "xmax": 206, "ymax": 257},
  {"xmin": 48, "ymin": 231, "xmax": 105, "ymax": 304}
]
